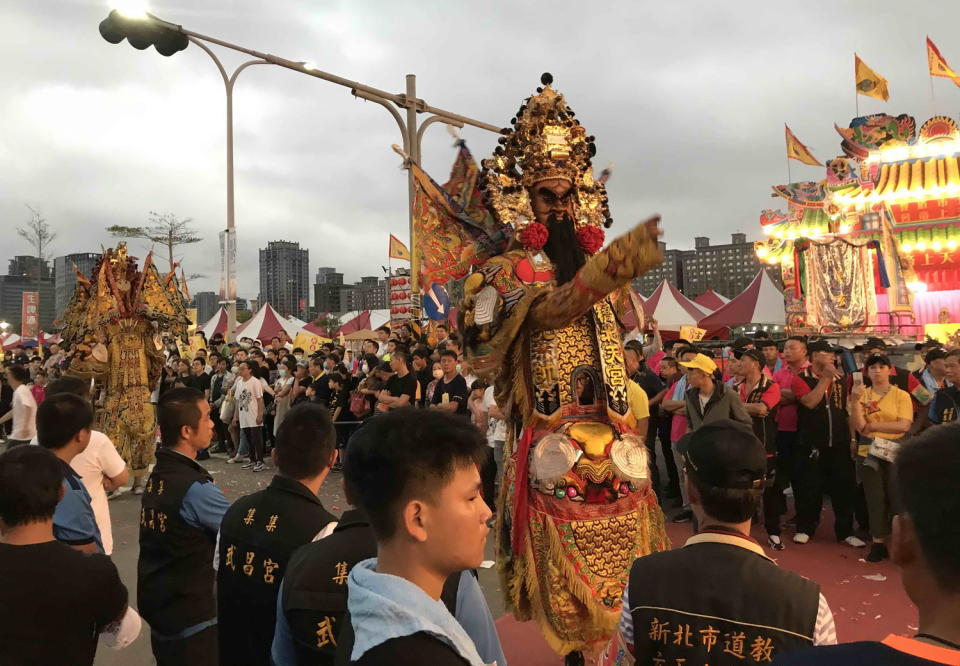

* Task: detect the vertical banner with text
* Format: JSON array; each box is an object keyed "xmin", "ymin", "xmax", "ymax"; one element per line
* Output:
[
  {"xmin": 219, "ymin": 229, "xmax": 237, "ymax": 304},
  {"xmin": 21, "ymin": 292, "xmax": 39, "ymax": 338}
]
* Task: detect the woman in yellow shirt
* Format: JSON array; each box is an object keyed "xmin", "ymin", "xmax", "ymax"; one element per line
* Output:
[{"xmin": 849, "ymin": 354, "xmax": 913, "ymax": 562}]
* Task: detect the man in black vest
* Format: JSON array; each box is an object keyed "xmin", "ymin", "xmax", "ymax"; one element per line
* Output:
[
  {"xmin": 137, "ymin": 387, "xmax": 231, "ymax": 665},
  {"xmin": 789, "ymin": 340, "xmax": 865, "ymax": 548},
  {"xmin": 599, "ymin": 420, "xmax": 836, "ymax": 666},
  {"xmin": 736, "ymin": 349, "xmax": 787, "ymax": 551},
  {"xmin": 217, "ymin": 403, "xmax": 338, "ymax": 666}
]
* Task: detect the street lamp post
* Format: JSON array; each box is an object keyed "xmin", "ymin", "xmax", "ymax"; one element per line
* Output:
[
  {"xmin": 183, "ymin": 37, "xmax": 269, "ymax": 342},
  {"xmin": 99, "ymin": 9, "xmax": 500, "ymax": 327}
]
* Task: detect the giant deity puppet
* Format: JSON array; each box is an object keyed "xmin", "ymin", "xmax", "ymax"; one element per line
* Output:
[
  {"xmin": 60, "ymin": 244, "xmax": 191, "ymax": 476},
  {"xmin": 455, "ymin": 74, "xmax": 669, "ymax": 662}
]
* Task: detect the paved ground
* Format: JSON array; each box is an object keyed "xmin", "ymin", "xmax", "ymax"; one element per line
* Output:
[{"xmin": 95, "ymin": 454, "xmax": 916, "ymax": 665}]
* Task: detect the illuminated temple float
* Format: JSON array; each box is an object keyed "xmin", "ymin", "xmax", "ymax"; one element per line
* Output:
[{"xmin": 755, "ymin": 114, "xmax": 960, "ymax": 338}]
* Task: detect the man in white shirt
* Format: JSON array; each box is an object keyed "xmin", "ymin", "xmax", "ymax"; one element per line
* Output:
[
  {"xmin": 40, "ymin": 376, "xmax": 130, "ymax": 555},
  {"xmin": 375, "ymin": 326, "xmax": 390, "ymax": 359},
  {"xmin": 232, "ymin": 361, "xmax": 266, "ymax": 472},
  {"xmin": 47, "ymin": 375, "xmax": 130, "ymax": 555},
  {"xmin": 1, "ymin": 366, "xmax": 37, "ymax": 448}
]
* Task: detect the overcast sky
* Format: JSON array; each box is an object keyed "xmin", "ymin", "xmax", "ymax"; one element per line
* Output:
[{"xmin": 4, "ymin": 0, "xmax": 960, "ymax": 300}]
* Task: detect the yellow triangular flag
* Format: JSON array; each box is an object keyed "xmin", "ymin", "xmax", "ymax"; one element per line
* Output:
[
  {"xmin": 785, "ymin": 125, "xmax": 823, "ymax": 167},
  {"xmin": 855, "ymin": 54, "xmax": 889, "ymax": 101},
  {"xmin": 388, "ymin": 234, "xmax": 411, "ymax": 261},
  {"xmin": 927, "ymin": 37, "xmax": 960, "ymax": 87}
]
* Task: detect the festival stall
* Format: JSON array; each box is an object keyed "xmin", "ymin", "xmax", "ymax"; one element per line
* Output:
[
  {"xmin": 698, "ymin": 270, "xmax": 786, "ymax": 338},
  {"xmin": 1, "ymin": 334, "xmax": 22, "ymax": 350},
  {"xmin": 642, "ymin": 279, "xmax": 710, "ymax": 332},
  {"xmin": 755, "ymin": 114, "xmax": 960, "ymax": 338},
  {"xmin": 198, "ymin": 307, "xmax": 229, "ymax": 338},
  {"xmin": 233, "ymin": 303, "xmax": 302, "ymax": 343}
]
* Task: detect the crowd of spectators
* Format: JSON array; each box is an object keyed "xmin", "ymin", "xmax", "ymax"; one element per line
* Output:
[{"xmin": 1, "ymin": 324, "xmax": 958, "ymax": 665}]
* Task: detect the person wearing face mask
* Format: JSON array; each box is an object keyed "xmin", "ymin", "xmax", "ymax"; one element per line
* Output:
[
  {"xmin": 458, "ymin": 356, "xmax": 478, "ymax": 389},
  {"xmin": 355, "ymin": 354, "xmax": 386, "ymax": 419},
  {"xmin": 273, "ymin": 359, "xmax": 297, "ymax": 437},
  {"xmin": 424, "ymin": 361, "xmax": 445, "ymax": 407},
  {"xmin": 291, "ymin": 347, "xmax": 305, "ymax": 364}
]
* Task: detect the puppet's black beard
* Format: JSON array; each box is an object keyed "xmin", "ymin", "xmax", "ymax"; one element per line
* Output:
[{"xmin": 542, "ymin": 213, "xmax": 585, "ymax": 285}]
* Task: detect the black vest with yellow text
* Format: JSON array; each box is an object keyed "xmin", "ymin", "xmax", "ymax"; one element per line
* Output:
[
  {"xmin": 137, "ymin": 448, "xmax": 218, "ymax": 635},
  {"xmin": 217, "ymin": 474, "xmax": 336, "ymax": 666},
  {"xmin": 281, "ymin": 510, "xmax": 378, "ymax": 666},
  {"xmin": 629, "ymin": 532, "xmax": 819, "ymax": 665}
]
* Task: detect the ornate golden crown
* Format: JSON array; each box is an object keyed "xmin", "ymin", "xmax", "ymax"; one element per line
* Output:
[{"xmin": 480, "ymin": 73, "xmax": 612, "ymax": 232}]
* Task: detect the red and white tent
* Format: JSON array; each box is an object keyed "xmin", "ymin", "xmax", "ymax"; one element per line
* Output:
[
  {"xmin": 198, "ymin": 307, "xmax": 229, "ymax": 338},
  {"xmin": 642, "ymin": 280, "xmax": 710, "ymax": 331},
  {"xmin": 1, "ymin": 334, "xmax": 21, "ymax": 350},
  {"xmin": 334, "ymin": 311, "xmax": 372, "ymax": 336},
  {"xmin": 694, "ymin": 288, "xmax": 730, "ymax": 312},
  {"xmin": 619, "ymin": 290, "xmax": 647, "ymax": 331},
  {"xmin": 234, "ymin": 303, "xmax": 301, "ymax": 343},
  {"xmin": 698, "ymin": 270, "xmax": 785, "ymax": 333},
  {"xmin": 334, "ymin": 310, "xmax": 391, "ymax": 336}
]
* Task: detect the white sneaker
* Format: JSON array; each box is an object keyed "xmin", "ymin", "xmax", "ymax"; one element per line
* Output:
[
  {"xmin": 226, "ymin": 456, "xmax": 249, "ymax": 464},
  {"xmin": 843, "ymin": 535, "xmax": 867, "ymax": 548},
  {"xmin": 767, "ymin": 535, "xmax": 785, "ymax": 551},
  {"xmin": 793, "ymin": 532, "xmax": 810, "ymax": 544}
]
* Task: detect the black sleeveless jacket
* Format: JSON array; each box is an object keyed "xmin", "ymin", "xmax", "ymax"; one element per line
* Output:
[
  {"xmin": 217, "ymin": 475, "xmax": 336, "ymax": 666},
  {"xmin": 795, "ymin": 369, "xmax": 849, "ymax": 449},
  {"xmin": 629, "ymin": 530, "xmax": 820, "ymax": 665},
  {"xmin": 137, "ymin": 448, "xmax": 218, "ymax": 635},
  {"xmin": 282, "ymin": 510, "xmax": 464, "ymax": 665}
]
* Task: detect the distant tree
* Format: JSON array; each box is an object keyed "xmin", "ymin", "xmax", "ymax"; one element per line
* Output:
[
  {"xmin": 236, "ymin": 310, "xmax": 253, "ymax": 324},
  {"xmin": 17, "ymin": 204, "xmax": 57, "ymax": 291},
  {"xmin": 107, "ymin": 211, "xmax": 201, "ymax": 273},
  {"xmin": 310, "ymin": 313, "xmax": 340, "ymax": 338}
]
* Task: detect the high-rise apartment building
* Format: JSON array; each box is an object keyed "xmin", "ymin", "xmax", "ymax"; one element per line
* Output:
[
  {"xmin": 634, "ymin": 233, "xmax": 781, "ymax": 300},
  {"xmin": 633, "ymin": 242, "xmax": 685, "ymax": 297},
  {"xmin": 340, "ymin": 276, "xmax": 388, "ymax": 313},
  {"xmin": 681, "ymin": 233, "xmax": 780, "ymax": 299},
  {"xmin": 258, "ymin": 241, "xmax": 309, "ymax": 318},
  {"xmin": 8, "ymin": 256, "xmax": 52, "ymax": 280},
  {"xmin": 314, "ymin": 268, "xmax": 346, "ymax": 315},
  {"xmin": 0, "ymin": 277, "xmax": 55, "ymax": 332},
  {"xmin": 191, "ymin": 291, "xmax": 220, "ymax": 325}
]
